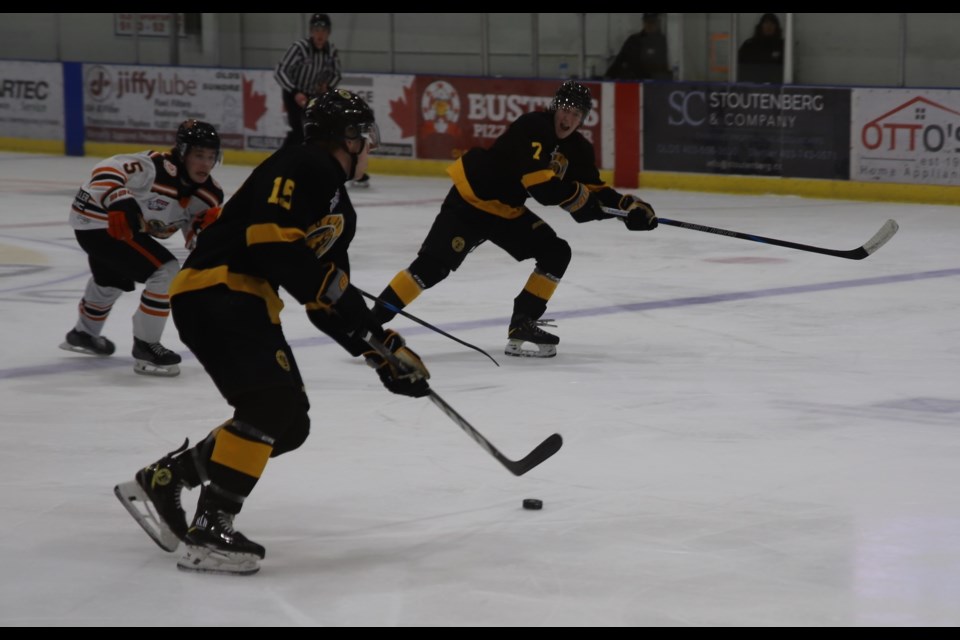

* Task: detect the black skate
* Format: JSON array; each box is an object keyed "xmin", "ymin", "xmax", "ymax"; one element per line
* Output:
[
  {"xmin": 114, "ymin": 438, "xmax": 193, "ymax": 552},
  {"xmin": 132, "ymin": 338, "xmax": 181, "ymax": 377},
  {"xmin": 505, "ymin": 316, "xmax": 559, "ymax": 358},
  {"xmin": 348, "ymin": 172, "xmax": 371, "ymax": 189},
  {"xmin": 59, "ymin": 329, "xmax": 115, "ymax": 356},
  {"xmin": 178, "ymin": 489, "xmax": 265, "ymax": 575}
]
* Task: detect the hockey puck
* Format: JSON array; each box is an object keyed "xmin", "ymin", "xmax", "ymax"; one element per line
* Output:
[{"xmin": 522, "ymin": 498, "xmax": 543, "ymax": 510}]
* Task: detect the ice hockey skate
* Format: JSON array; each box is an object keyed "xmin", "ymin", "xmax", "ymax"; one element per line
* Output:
[
  {"xmin": 132, "ymin": 338, "xmax": 181, "ymax": 376},
  {"xmin": 348, "ymin": 172, "xmax": 371, "ymax": 189},
  {"xmin": 114, "ymin": 439, "xmax": 193, "ymax": 552},
  {"xmin": 59, "ymin": 329, "xmax": 115, "ymax": 356},
  {"xmin": 505, "ymin": 315, "xmax": 559, "ymax": 358},
  {"xmin": 177, "ymin": 487, "xmax": 265, "ymax": 576}
]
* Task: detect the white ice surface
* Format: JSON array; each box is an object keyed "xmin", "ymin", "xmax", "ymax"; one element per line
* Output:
[{"xmin": 0, "ymin": 152, "xmax": 958, "ymax": 626}]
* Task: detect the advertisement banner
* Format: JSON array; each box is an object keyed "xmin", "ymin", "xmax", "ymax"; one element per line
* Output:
[
  {"xmin": 852, "ymin": 88, "xmax": 960, "ymax": 185},
  {"xmin": 0, "ymin": 61, "xmax": 64, "ymax": 140},
  {"xmin": 643, "ymin": 83, "xmax": 850, "ymax": 179},
  {"xmin": 241, "ymin": 69, "xmax": 291, "ymax": 152},
  {"xmin": 339, "ymin": 74, "xmax": 416, "ymax": 158},
  {"xmin": 239, "ymin": 71, "xmax": 416, "ymax": 156},
  {"xmin": 413, "ymin": 77, "xmax": 603, "ymax": 164},
  {"xmin": 83, "ymin": 64, "xmax": 245, "ymax": 149}
]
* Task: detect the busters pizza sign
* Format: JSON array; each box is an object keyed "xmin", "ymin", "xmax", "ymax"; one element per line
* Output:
[
  {"xmin": 852, "ymin": 89, "xmax": 960, "ymax": 185},
  {"xmin": 414, "ymin": 76, "xmax": 602, "ymax": 164}
]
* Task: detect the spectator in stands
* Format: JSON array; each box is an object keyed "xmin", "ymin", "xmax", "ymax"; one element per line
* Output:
[
  {"xmin": 604, "ymin": 13, "xmax": 672, "ymax": 81},
  {"xmin": 738, "ymin": 13, "xmax": 785, "ymax": 84}
]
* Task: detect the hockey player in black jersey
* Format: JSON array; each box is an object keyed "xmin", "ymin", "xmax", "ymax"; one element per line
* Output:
[
  {"xmin": 114, "ymin": 89, "xmax": 430, "ymax": 575},
  {"xmin": 60, "ymin": 120, "xmax": 224, "ymax": 376},
  {"xmin": 372, "ymin": 81, "xmax": 658, "ymax": 358}
]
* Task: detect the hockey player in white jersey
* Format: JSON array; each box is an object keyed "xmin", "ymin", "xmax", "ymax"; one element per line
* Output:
[{"xmin": 60, "ymin": 120, "xmax": 225, "ymax": 376}]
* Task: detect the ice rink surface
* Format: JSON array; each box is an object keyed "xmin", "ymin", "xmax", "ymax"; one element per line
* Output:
[{"xmin": 0, "ymin": 151, "xmax": 957, "ymax": 626}]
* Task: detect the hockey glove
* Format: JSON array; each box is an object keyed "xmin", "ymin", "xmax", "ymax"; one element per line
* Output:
[
  {"xmin": 364, "ymin": 330, "xmax": 430, "ymax": 398},
  {"xmin": 562, "ymin": 183, "xmax": 608, "ymax": 223},
  {"xmin": 185, "ymin": 206, "xmax": 221, "ymax": 249},
  {"xmin": 620, "ymin": 195, "xmax": 658, "ymax": 231},
  {"xmin": 107, "ymin": 209, "xmax": 138, "ymax": 241}
]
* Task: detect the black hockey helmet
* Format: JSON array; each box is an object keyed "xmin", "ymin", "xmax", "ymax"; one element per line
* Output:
[
  {"xmin": 174, "ymin": 119, "xmax": 221, "ymax": 163},
  {"xmin": 310, "ymin": 13, "xmax": 331, "ymax": 30},
  {"xmin": 303, "ymin": 88, "xmax": 379, "ymax": 151},
  {"xmin": 551, "ymin": 80, "xmax": 592, "ymax": 120}
]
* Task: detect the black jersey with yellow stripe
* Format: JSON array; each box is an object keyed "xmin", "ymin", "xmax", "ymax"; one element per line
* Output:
[
  {"xmin": 171, "ymin": 144, "xmax": 355, "ymax": 324},
  {"xmin": 447, "ymin": 110, "xmax": 612, "ymax": 219}
]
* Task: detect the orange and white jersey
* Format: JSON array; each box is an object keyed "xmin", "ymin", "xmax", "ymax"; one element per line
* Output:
[{"xmin": 68, "ymin": 150, "xmax": 223, "ymax": 240}]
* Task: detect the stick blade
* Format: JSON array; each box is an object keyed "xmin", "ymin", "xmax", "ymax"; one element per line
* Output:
[
  {"xmin": 428, "ymin": 391, "xmax": 562, "ymax": 476},
  {"xmin": 503, "ymin": 433, "xmax": 563, "ymax": 476},
  {"xmin": 861, "ymin": 219, "xmax": 899, "ymax": 257}
]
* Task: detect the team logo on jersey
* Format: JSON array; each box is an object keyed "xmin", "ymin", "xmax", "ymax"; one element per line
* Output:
[
  {"xmin": 146, "ymin": 198, "xmax": 169, "ymax": 211},
  {"xmin": 145, "ymin": 219, "xmax": 177, "ymax": 239},
  {"xmin": 549, "ymin": 149, "xmax": 569, "ymax": 179},
  {"xmin": 276, "ymin": 349, "xmax": 291, "ymax": 372},
  {"xmin": 163, "ymin": 159, "xmax": 178, "ymax": 177},
  {"xmin": 306, "ymin": 214, "xmax": 344, "ymax": 258},
  {"xmin": 421, "ymin": 80, "xmax": 461, "ymax": 135},
  {"xmin": 451, "ymin": 236, "xmax": 466, "ymax": 252}
]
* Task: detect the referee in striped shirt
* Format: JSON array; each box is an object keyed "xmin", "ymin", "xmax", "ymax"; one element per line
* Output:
[{"xmin": 275, "ymin": 13, "xmax": 342, "ymax": 148}]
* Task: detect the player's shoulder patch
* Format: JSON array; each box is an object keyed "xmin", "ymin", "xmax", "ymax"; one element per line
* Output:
[{"xmin": 305, "ymin": 214, "xmax": 345, "ymax": 258}]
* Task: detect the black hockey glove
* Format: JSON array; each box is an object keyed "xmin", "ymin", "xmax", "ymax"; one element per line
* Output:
[
  {"xmin": 620, "ymin": 195, "xmax": 658, "ymax": 231},
  {"xmin": 562, "ymin": 183, "xmax": 610, "ymax": 224},
  {"xmin": 363, "ymin": 330, "xmax": 430, "ymax": 398}
]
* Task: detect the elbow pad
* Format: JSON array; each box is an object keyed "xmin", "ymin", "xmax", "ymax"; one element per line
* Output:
[{"xmin": 316, "ymin": 262, "xmax": 349, "ymax": 306}]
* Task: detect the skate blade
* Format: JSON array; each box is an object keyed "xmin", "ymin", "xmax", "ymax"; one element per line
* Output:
[
  {"xmin": 177, "ymin": 545, "xmax": 261, "ymax": 575},
  {"xmin": 133, "ymin": 360, "xmax": 180, "ymax": 377},
  {"xmin": 59, "ymin": 342, "xmax": 111, "ymax": 357},
  {"xmin": 114, "ymin": 481, "xmax": 181, "ymax": 552},
  {"xmin": 504, "ymin": 339, "xmax": 557, "ymax": 358}
]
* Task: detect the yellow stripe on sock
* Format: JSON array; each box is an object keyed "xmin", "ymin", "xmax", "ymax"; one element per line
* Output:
[
  {"xmin": 389, "ymin": 270, "xmax": 423, "ymax": 306},
  {"xmin": 523, "ymin": 271, "xmax": 559, "ymax": 301},
  {"xmin": 210, "ymin": 429, "xmax": 273, "ymax": 479}
]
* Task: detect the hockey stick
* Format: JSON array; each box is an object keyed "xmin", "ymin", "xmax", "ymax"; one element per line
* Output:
[
  {"xmin": 364, "ymin": 333, "xmax": 563, "ymax": 476},
  {"xmin": 601, "ymin": 207, "xmax": 899, "ymax": 260},
  {"xmin": 426, "ymin": 391, "xmax": 563, "ymax": 476},
  {"xmin": 356, "ymin": 287, "xmax": 499, "ymax": 366}
]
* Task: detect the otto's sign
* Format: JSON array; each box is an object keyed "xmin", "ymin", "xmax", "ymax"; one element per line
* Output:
[{"xmin": 853, "ymin": 89, "xmax": 960, "ymax": 185}]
